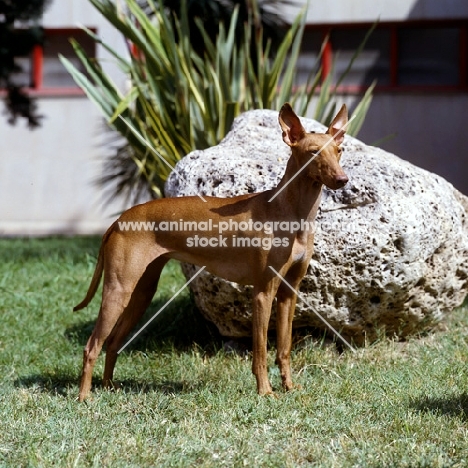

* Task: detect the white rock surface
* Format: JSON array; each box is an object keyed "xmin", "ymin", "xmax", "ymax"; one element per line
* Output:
[{"xmin": 165, "ymin": 109, "xmax": 468, "ymax": 343}]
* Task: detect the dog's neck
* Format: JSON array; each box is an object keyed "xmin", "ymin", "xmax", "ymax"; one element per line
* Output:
[{"xmin": 270, "ymin": 152, "xmax": 323, "ymax": 222}]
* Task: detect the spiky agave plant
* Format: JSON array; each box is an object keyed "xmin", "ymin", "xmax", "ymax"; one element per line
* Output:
[{"xmin": 61, "ymin": 0, "xmax": 374, "ymax": 202}]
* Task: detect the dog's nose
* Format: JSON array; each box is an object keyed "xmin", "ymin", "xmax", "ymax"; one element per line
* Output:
[{"xmin": 334, "ymin": 174, "xmax": 349, "ymax": 188}]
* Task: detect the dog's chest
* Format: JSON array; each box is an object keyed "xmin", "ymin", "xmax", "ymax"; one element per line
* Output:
[{"xmin": 290, "ymin": 231, "xmax": 312, "ymax": 264}]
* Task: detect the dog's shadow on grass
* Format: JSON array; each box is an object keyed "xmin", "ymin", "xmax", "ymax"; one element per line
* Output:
[
  {"xmin": 410, "ymin": 393, "xmax": 468, "ymax": 421},
  {"xmin": 65, "ymin": 294, "xmax": 223, "ymax": 354},
  {"xmin": 14, "ymin": 372, "xmax": 198, "ymax": 397},
  {"xmin": 15, "ymin": 372, "xmax": 79, "ymax": 397},
  {"xmin": 16, "ymin": 295, "xmax": 222, "ymax": 397}
]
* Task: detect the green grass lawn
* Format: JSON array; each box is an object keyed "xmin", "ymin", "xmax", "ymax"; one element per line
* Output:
[{"xmin": 1, "ymin": 237, "xmax": 468, "ymax": 467}]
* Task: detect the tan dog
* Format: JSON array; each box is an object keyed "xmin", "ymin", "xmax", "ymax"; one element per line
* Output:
[{"xmin": 74, "ymin": 103, "xmax": 349, "ymax": 401}]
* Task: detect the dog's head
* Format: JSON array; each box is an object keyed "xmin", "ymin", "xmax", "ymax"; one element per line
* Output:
[{"xmin": 279, "ymin": 103, "xmax": 349, "ymax": 190}]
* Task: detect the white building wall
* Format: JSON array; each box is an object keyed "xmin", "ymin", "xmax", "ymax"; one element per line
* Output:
[
  {"xmin": 0, "ymin": 0, "xmax": 129, "ymax": 236},
  {"xmin": 0, "ymin": 98, "xmax": 122, "ymax": 235}
]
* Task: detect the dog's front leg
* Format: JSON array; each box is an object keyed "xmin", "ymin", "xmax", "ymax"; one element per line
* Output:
[
  {"xmin": 251, "ymin": 284, "xmax": 277, "ymax": 395},
  {"xmin": 275, "ymin": 291, "xmax": 296, "ymax": 390},
  {"xmin": 275, "ymin": 283, "xmax": 300, "ymax": 391},
  {"xmin": 275, "ymin": 262, "xmax": 308, "ymax": 391}
]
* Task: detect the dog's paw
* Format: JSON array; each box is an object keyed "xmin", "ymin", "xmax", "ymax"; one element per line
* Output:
[
  {"xmin": 282, "ymin": 381, "xmax": 302, "ymax": 392},
  {"xmin": 103, "ymin": 379, "xmax": 121, "ymax": 392},
  {"xmin": 257, "ymin": 383, "xmax": 274, "ymax": 396}
]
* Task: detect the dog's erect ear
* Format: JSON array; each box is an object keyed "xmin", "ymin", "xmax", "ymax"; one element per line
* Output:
[
  {"xmin": 327, "ymin": 104, "xmax": 348, "ymax": 146},
  {"xmin": 279, "ymin": 103, "xmax": 306, "ymax": 147}
]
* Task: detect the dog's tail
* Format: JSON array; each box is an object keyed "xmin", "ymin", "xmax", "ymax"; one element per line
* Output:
[{"xmin": 73, "ymin": 224, "xmax": 114, "ymax": 312}]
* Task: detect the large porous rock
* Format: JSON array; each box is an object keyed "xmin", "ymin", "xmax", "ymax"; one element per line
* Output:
[{"xmin": 165, "ymin": 109, "xmax": 468, "ymax": 344}]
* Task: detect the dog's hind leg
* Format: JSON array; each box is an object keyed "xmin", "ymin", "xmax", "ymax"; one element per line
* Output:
[
  {"xmin": 102, "ymin": 257, "xmax": 169, "ymax": 389},
  {"xmin": 78, "ymin": 286, "xmax": 132, "ymax": 401},
  {"xmin": 78, "ymin": 238, "xmax": 167, "ymax": 401}
]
